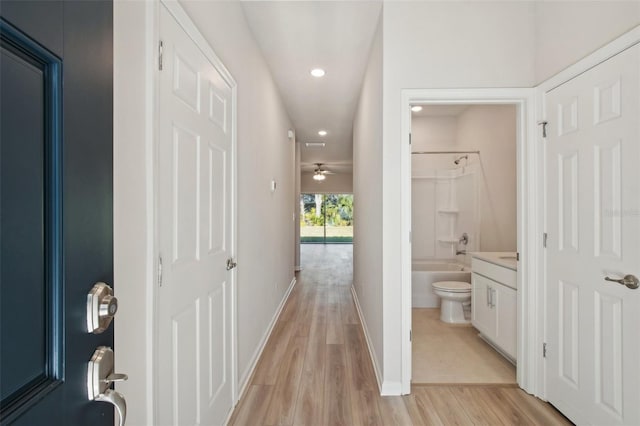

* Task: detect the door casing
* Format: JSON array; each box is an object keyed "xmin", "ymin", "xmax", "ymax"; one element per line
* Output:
[{"xmin": 399, "ymin": 88, "xmax": 538, "ymax": 396}]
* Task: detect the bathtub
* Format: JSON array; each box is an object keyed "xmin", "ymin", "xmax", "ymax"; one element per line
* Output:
[{"xmin": 412, "ymin": 260, "xmax": 471, "ymax": 308}]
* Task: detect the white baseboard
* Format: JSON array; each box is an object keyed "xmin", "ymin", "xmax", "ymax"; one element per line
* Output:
[
  {"xmin": 350, "ymin": 286, "xmax": 383, "ymax": 393},
  {"xmin": 381, "ymin": 381, "xmax": 403, "ymax": 396},
  {"xmin": 235, "ymin": 276, "xmax": 297, "ymax": 401}
]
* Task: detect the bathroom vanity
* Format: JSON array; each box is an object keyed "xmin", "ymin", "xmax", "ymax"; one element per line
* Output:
[{"xmin": 470, "ymin": 252, "xmax": 517, "ymax": 363}]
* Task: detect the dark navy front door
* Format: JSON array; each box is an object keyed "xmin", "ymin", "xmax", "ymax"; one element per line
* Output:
[{"xmin": 0, "ymin": 1, "xmax": 113, "ymax": 424}]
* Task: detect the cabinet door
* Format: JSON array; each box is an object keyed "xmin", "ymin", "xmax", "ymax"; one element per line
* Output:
[
  {"xmin": 472, "ymin": 273, "xmax": 496, "ymax": 337},
  {"xmin": 495, "ymin": 284, "xmax": 517, "ymax": 359}
]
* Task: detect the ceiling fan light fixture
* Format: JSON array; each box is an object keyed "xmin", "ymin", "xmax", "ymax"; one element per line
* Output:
[
  {"xmin": 313, "ymin": 172, "xmax": 326, "ymax": 181},
  {"xmin": 318, "ymin": 130, "xmax": 328, "ymax": 136}
]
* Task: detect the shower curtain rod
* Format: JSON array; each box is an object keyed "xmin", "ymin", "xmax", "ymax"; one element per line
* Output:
[{"xmin": 411, "ymin": 150, "xmax": 480, "ymax": 155}]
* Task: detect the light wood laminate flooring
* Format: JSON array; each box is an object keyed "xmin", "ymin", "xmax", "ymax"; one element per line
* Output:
[
  {"xmin": 412, "ymin": 308, "xmax": 516, "ymax": 384},
  {"xmin": 229, "ymin": 244, "xmax": 571, "ymax": 425}
]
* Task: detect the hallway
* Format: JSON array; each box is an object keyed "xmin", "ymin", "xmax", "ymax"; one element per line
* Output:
[{"xmin": 229, "ymin": 244, "xmax": 570, "ymax": 425}]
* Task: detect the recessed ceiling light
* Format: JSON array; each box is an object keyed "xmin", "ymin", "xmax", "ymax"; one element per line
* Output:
[
  {"xmin": 310, "ymin": 68, "xmax": 325, "ymax": 78},
  {"xmin": 318, "ymin": 130, "xmax": 328, "ymax": 136},
  {"xmin": 411, "ymin": 106, "xmax": 423, "ymax": 112}
]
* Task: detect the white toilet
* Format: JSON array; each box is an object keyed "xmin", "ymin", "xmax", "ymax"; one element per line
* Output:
[{"xmin": 432, "ymin": 281, "xmax": 472, "ymax": 324}]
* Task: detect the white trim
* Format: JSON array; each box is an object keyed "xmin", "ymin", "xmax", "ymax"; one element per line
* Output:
[
  {"xmin": 145, "ymin": 1, "xmax": 159, "ymax": 423},
  {"xmin": 160, "ymin": 0, "xmax": 237, "ymax": 89},
  {"xmin": 153, "ymin": 0, "xmax": 239, "ymax": 420},
  {"xmin": 381, "ymin": 382, "xmax": 403, "ymax": 396},
  {"xmin": 535, "ymin": 24, "xmax": 640, "ymax": 403},
  {"xmin": 538, "ymin": 25, "xmax": 640, "ymax": 92},
  {"xmin": 351, "ymin": 286, "xmax": 383, "ymax": 393},
  {"xmin": 400, "ymin": 88, "xmax": 539, "ymax": 396},
  {"xmin": 235, "ymin": 276, "xmax": 297, "ymax": 400},
  {"xmin": 149, "ymin": 2, "xmax": 161, "ymax": 423}
]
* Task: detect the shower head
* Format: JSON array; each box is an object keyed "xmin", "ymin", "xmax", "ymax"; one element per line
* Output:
[{"xmin": 454, "ymin": 155, "xmax": 468, "ymax": 165}]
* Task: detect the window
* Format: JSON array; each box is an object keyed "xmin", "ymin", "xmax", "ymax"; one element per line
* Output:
[{"xmin": 300, "ymin": 193, "xmax": 353, "ymax": 243}]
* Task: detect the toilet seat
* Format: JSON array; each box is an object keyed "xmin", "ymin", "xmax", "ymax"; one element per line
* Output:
[{"xmin": 432, "ymin": 281, "xmax": 471, "ymax": 293}]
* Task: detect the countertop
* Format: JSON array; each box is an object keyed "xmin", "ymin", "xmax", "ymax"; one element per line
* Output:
[{"xmin": 470, "ymin": 252, "xmax": 517, "ymax": 271}]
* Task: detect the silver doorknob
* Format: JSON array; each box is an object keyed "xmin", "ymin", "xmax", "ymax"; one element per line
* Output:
[
  {"xmin": 604, "ymin": 274, "xmax": 639, "ymax": 289},
  {"xmin": 88, "ymin": 346, "xmax": 128, "ymax": 426},
  {"xmin": 96, "ymin": 389, "xmax": 127, "ymax": 426}
]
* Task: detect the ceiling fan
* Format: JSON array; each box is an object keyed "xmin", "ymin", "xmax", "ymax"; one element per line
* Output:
[{"xmin": 313, "ymin": 163, "xmax": 334, "ymax": 181}]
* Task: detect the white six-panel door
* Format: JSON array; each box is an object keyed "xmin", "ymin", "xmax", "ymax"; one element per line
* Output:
[
  {"xmin": 157, "ymin": 4, "xmax": 234, "ymax": 424},
  {"xmin": 545, "ymin": 44, "xmax": 640, "ymax": 425}
]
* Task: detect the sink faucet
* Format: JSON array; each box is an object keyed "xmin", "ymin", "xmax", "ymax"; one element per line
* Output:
[{"xmin": 456, "ymin": 250, "xmax": 467, "ymax": 255}]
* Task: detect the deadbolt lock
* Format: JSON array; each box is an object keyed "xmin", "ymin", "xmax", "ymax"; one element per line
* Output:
[{"xmin": 87, "ymin": 282, "xmax": 118, "ymax": 334}]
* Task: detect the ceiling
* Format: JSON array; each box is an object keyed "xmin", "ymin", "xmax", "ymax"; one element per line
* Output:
[{"xmin": 241, "ymin": 1, "xmax": 382, "ymax": 175}]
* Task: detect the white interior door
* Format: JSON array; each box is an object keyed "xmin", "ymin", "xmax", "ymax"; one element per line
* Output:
[
  {"xmin": 157, "ymin": 4, "xmax": 235, "ymax": 424},
  {"xmin": 545, "ymin": 44, "xmax": 640, "ymax": 425}
]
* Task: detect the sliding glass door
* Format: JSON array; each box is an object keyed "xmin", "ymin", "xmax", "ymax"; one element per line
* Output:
[{"xmin": 300, "ymin": 193, "xmax": 353, "ymax": 243}]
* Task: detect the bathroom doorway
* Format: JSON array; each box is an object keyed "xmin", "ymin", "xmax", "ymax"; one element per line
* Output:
[{"xmin": 408, "ymin": 101, "xmax": 524, "ymax": 385}]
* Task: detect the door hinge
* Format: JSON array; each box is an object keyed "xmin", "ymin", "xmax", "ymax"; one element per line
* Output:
[
  {"xmin": 538, "ymin": 120, "xmax": 548, "ymax": 138},
  {"xmin": 158, "ymin": 40, "xmax": 164, "ymax": 71},
  {"xmin": 516, "ymin": 252, "xmax": 520, "ymax": 261},
  {"xmin": 158, "ymin": 255, "xmax": 163, "ymax": 286},
  {"xmin": 543, "ymin": 232, "xmax": 548, "ymax": 248},
  {"xmin": 543, "ymin": 342, "xmax": 547, "ymax": 358},
  {"xmin": 409, "ymin": 133, "xmax": 412, "ymax": 145}
]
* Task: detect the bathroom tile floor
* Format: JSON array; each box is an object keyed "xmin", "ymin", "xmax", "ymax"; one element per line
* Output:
[{"xmin": 412, "ymin": 308, "xmax": 517, "ymax": 384}]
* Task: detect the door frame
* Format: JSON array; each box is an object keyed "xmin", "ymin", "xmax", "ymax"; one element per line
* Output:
[
  {"xmin": 537, "ymin": 25, "xmax": 640, "ymax": 403},
  {"xmin": 153, "ymin": 0, "xmax": 239, "ymax": 421},
  {"xmin": 399, "ymin": 88, "xmax": 540, "ymax": 395}
]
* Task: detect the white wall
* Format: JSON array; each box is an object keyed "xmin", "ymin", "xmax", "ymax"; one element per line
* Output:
[
  {"xmin": 301, "ymin": 172, "xmax": 353, "ymax": 194},
  {"xmin": 376, "ymin": 0, "xmax": 639, "ymax": 393},
  {"xmin": 115, "ymin": 1, "xmax": 295, "ymax": 423},
  {"xmin": 352, "ymin": 14, "xmax": 384, "ymax": 388},
  {"xmin": 535, "ymin": 1, "xmax": 640, "ymax": 83},
  {"xmin": 411, "ymin": 116, "xmax": 457, "ymax": 151},
  {"xmin": 380, "ymin": 1, "xmax": 535, "ymax": 389},
  {"xmin": 410, "ymin": 106, "xmax": 517, "ymax": 262},
  {"xmin": 457, "ymin": 105, "xmax": 517, "ymax": 254},
  {"xmin": 114, "ymin": 2, "xmax": 154, "ymax": 424}
]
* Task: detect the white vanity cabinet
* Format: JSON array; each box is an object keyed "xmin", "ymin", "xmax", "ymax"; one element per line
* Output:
[{"xmin": 471, "ymin": 254, "xmax": 517, "ymax": 362}]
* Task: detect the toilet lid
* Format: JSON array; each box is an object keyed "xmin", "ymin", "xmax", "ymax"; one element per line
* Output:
[{"xmin": 432, "ymin": 281, "xmax": 471, "ymax": 292}]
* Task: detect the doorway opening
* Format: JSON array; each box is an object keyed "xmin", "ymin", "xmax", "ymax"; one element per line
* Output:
[
  {"xmin": 410, "ymin": 104, "xmax": 517, "ymax": 385},
  {"xmin": 399, "ymin": 88, "xmax": 540, "ymax": 396},
  {"xmin": 300, "ymin": 193, "xmax": 353, "ymax": 244}
]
